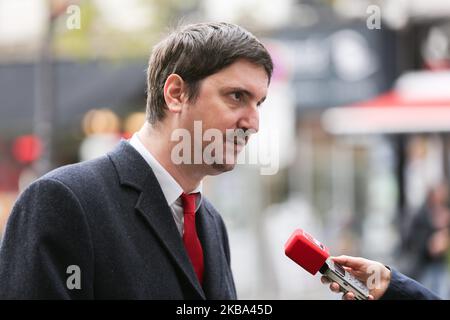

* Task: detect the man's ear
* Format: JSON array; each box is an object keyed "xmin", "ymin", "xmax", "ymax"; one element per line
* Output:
[{"xmin": 163, "ymin": 74, "xmax": 187, "ymax": 114}]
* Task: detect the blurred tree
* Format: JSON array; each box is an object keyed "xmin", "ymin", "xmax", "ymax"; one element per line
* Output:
[{"xmin": 52, "ymin": 0, "xmax": 201, "ymax": 59}]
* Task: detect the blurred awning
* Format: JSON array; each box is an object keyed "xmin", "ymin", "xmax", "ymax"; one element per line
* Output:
[{"xmin": 322, "ymin": 71, "xmax": 450, "ymax": 135}]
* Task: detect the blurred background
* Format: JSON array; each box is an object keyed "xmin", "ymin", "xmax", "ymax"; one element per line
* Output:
[{"xmin": 1, "ymin": 0, "xmax": 450, "ymax": 299}]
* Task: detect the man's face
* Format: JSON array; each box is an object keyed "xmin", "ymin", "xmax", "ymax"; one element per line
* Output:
[{"xmin": 180, "ymin": 59, "xmax": 269, "ymax": 174}]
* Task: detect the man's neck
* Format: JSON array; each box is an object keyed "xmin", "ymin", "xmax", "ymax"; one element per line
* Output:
[{"xmin": 137, "ymin": 123, "xmax": 204, "ymax": 193}]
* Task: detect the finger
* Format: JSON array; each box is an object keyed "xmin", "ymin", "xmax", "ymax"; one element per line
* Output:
[
  {"xmin": 330, "ymin": 282, "xmax": 340, "ymax": 293},
  {"xmin": 331, "ymin": 255, "xmax": 364, "ymax": 268},
  {"xmin": 342, "ymin": 292, "xmax": 355, "ymax": 300},
  {"xmin": 342, "ymin": 266, "xmax": 364, "ymax": 279},
  {"xmin": 321, "ymin": 276, "xmax": 331, "ymax": 284},
  {"xmin": 368, "ymin": 295, "xmax": 375, "ymax": 300}
]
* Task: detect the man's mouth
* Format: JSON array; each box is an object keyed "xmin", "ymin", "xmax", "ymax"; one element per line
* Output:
[
  {"xmin": 226, "ymin": 134, "xmax": 247, "ymax": 145},
  {"xmin": 224, "ymin": 130, "xmax": 251, "ymax": 153},
  {"xmin": 226, "ymin": 138, "xmax": 246, "ymax": 147}
]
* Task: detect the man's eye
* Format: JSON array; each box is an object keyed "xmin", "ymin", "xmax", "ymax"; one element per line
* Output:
[{"xmin": 231, "ymin": 92, "xmax": 243, "ymax": 101}]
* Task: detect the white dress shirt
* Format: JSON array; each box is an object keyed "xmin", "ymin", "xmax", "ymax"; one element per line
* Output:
[{"xmin": 128, "ymin": 133, "xmax": 202, "ymax": 236}]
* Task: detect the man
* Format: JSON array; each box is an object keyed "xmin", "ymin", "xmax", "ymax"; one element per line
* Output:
[
  {"xmin": 0, "ymin": 22, "xmax": 273, "ymax": 299},
  {"xmin": 321, "ymin": 255, "xmax": 440, "ymax": 300}
]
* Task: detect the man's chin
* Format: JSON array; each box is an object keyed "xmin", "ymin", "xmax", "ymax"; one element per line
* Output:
[{"xmin": 210, "ymin": 162, "xmax": 236, "ymax": 174}]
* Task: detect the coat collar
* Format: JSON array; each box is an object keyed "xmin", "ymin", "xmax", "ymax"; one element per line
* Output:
[
  {"xmin": 128, "ymin": 133, "xmax": 203, "ymax": 209},
  {"xmin": 107, "ymin": 140, "xmax": 149, "ymax": 191},
  {"xmin": 107, "ymin": 140, "xmax": 206, "ymax": 299}
]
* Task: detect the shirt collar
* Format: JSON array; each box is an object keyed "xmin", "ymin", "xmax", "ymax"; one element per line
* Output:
[{"xmin": 128, "ymin": 133, "xmax": 202, "ymax": 208}]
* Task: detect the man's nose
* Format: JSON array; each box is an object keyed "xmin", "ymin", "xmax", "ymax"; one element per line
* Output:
[{"xmin": 238, "ymin": 105, "xmax": 259, "ymax": 133}]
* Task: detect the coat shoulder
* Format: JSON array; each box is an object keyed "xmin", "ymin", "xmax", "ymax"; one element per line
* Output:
[{"xmin": 42, "ymin": 155, "xmax": 115, "ymax": 193}]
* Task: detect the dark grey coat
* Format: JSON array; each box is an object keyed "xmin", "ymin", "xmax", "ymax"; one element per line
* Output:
[{"xmin": 0, "ymin": 140, "xmax": 237, "ymax": 299}]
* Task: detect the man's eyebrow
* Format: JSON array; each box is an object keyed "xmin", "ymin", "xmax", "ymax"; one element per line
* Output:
[
  {"xmin": 257, "ymin": 96, "xmax": 266, "ymax": 106},
  {"xmin": 225, "ymin": 86, "xmax": 266, "ymax": 105}
]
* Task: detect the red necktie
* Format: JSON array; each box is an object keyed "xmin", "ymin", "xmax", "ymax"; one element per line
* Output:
[{"xmin": 181, "ymin": 192, "xmax": 204, "ymax": 285}]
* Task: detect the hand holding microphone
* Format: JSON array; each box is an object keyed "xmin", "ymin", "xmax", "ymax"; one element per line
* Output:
[
  {"xmin": 284, "ymin": 229, "xmax": 391, "ymax": 300},
  {"xmin": 321, "ymin": 255, "xmax": 391, "ymax": 300}
]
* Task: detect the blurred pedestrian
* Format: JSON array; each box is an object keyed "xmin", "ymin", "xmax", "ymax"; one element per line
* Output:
[{"xmin": 403, "ymin": 182, "xmax": 450, "ymax": 298}]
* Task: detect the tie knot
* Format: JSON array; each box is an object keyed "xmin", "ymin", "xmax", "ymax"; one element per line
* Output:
[{"xmin": 181, "ymin": 192, "xmax": 198, "ymax": 214}]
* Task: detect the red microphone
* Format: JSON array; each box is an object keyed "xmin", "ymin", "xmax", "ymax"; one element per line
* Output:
[
  {"xmin": 284, "ymin": 229, "xmax": 330, "ymax": 275},
  {"xmin": 284, "ymin": 228, "xmax": 369, "ymax": 300}
]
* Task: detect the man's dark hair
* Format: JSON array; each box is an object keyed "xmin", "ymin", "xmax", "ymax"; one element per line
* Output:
[{"xmin": 146, "ymin": 22, "xmax": 273, "ymax": 124}]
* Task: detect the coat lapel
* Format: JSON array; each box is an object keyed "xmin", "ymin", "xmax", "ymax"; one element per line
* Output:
[
  {"xmin": 108, "ymin": 140, "xmax": 205, "ymax": 299},
  {"xmin": 197, "ymin": 204, "xmax": 228, "ymax": 299},
  {"xmin": 135, "ymin": 179, "xmax": 206, "ymax": 299}
]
